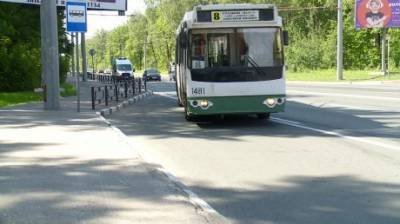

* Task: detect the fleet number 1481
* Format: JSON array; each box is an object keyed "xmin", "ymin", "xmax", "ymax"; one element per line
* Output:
[{"xmin": 192, "ymin": 88, "xmax": 205, "ymax": 96}]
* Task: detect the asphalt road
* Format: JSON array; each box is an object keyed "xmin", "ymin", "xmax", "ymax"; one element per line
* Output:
[{"xmin": 107, "ymin": 81, "xmax": 400, "ymax": 224}]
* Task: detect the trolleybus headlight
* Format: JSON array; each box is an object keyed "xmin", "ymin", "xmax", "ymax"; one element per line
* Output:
[
  {"xmin": 200, "ymin": 100, "xmax": 209, "ymax": 108},
  {"xmin": 192, "ymin": 100, "xmax": 199, "ymax": 107},
  {"xmin": 264, "ymin": 98, "xmax": 277, "ymax": 108}
]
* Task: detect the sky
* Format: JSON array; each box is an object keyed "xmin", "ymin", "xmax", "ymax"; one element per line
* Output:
[{"xmin": 87, "ymin": 0, "xmax": 146, "ymax": 38}]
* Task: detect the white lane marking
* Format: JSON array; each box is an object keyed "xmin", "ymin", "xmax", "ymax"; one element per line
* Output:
[
  {"xmin": 271, "ymin": 117, "xmax": 400, "ymax": 152},
  {"xmin": 97, "ymin": 112, "xmax": 224, "ymax": 220},
  {"xmin": 289, "ymin": 90, "xmax": 400, "ymax": 102},
  {"xmin": 288, "ymin": 98, "xmax": 400, "ymax": 113},
  {"xmin": 156, "ymin": 92, "xmax": 400, "ymax": 151},
  {"xmin": 288, "ymin": 83, "xmax": 400, "ymax": 91}
]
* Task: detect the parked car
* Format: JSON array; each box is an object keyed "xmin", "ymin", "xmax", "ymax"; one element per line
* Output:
[{"xmin": 143, "ymin": 68, "xmax": 161, "ymax": 81}]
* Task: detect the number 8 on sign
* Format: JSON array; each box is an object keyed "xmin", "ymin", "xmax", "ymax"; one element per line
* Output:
[{"xmin": 212, "ymin": 12, "xmax": 221, "ymax": 21}]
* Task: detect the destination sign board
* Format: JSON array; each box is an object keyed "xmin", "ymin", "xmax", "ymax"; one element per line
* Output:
[
  {"xmin": 211, "ymin": 10, "xmax": 260, "ymax": 22},
  {"xmin": 0, "ymin": 0, "xmax": 127, "ymax": 11},
  {"xmin": 197, "ymin": 9, "xmax": 274, "ymax": 23}
]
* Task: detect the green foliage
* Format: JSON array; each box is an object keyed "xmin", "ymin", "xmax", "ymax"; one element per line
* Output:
[
  {"xmin": 87, "ymin": 0, "xmax": 398, "ymax": 73},
  {"xmin": 0, "ymin": 3, "xmax": 71, "ymax": 92},
  {"xmin": 0, "ymin": 92, "xmax": 42, "ymax": 108},
  {"xmin": 61, "ymin": 83, "xmax": 76, "ymax": 97}
]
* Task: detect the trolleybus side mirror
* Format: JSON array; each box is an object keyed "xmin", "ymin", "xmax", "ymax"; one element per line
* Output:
[
  {"xmin": 179, "ymin": 29, "xmax": 188, "ymax": 49},
  {"xmin": 283, "ymin": 31, "xmax": 289, "ymax": 46}
]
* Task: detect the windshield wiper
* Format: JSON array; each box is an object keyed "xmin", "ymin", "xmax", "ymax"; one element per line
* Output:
[{"xmin": 245, "ymin": 55, "xmax": 267, "ymax": 77}]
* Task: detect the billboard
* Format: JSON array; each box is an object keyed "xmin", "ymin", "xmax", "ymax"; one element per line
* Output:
[
  {"xmin": 0, "ymin": 0, "xmax": 127, "ymax": 11},
  {"xmin": 356, "ymin": 0, "xmax": 400, "ymax": 29}
]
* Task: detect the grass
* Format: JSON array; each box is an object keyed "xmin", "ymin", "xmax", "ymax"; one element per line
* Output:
[
  {"xmin": 0, "ymin": 83, "xmax": 76, "ymax": 108},
  {"xmin": 0, "ymin": 92, "xmax": 42, "ymax": 108},
  {"xmin": 61, "ymin": 83, "xmax": 76, "ymax": 97},
  {"xmin": 286, "ymin": 69, "xmax": 400, "ymax": 82}
]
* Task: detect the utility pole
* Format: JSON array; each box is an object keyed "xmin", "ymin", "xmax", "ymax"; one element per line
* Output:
[
  {"xmin": 81, "ymin": 33, "xmax": 88, "ymax": 82},
  {"xmin": 40, "ymin": 0, "xmax": 60, "ymax": 110},
  {"xmin": 337, "ymin": 0, "xmax": 344, "ymax": 81},
  {"xmin": 381, "ymin": 28, "xmax": 387, "ymax": 76}
]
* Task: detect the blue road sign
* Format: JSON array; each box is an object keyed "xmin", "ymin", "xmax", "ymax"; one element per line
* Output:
[{"xmin": 66, "ymin": 1, "xmax": 87, "ymax": 33}]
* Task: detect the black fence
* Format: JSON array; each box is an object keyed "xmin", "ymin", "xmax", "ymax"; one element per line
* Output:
[{"xmin": 91, "ymin": 78, "xmax": 147, "ymax": 110}]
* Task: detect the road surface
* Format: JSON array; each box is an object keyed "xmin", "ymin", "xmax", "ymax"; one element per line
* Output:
[{"xmin": 107, "ymin": 81, "xmax": 400, "ymax": 224}]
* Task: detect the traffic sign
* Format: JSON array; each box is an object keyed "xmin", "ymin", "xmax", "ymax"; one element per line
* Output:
[{"xmin": 66, "ymin": 1, "xmax": 87, "ymax": 33}]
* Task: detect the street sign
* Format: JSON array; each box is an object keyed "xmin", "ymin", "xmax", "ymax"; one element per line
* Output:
[
  {"xmin": 0, "ymin": 0, "xmax": 127, "ymax": 11},
  {"xmin": 89, "ymin": 49, "xmax": 96, "ymax": 56},
  {"xmin": 66, "ymin": 1, "xmax": 87, "ymax": 33}
]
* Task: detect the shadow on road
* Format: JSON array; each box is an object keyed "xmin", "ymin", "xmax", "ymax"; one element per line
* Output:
[
  {"xmin": 186, "ymin": 175, "xmax": 400, "ymax": 224},
  {"xmin": 0, "ymin": 154, "xmax": 188, "ymax": 224},
  {"xmin": 108, "ymin": 93, "xmax": 400, "ymax": 142}
]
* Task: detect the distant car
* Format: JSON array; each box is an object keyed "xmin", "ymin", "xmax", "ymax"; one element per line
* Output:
[
  {"xmin": 143, "ymin": 68, "xmax": 161, "ymax": 81},
  {"xmin": 112, "ymin": 57, "xmax": 135, "ymax": 81},
  {"xmin": 104, "ymin": 69, "xmax": 112, "ymax": 75}
]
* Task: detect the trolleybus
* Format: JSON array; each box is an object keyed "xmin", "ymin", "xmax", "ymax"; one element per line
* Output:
[{"xmin": 175, "ymin": 4, "xmax": 288, "ymax": 121}]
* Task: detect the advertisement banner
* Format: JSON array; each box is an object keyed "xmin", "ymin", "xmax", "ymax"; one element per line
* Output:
[
  {"xmin": 0, "ymin": 0, "xmax": 127, "ymax": 11},
  {"xmin": 355, "ymin": 0, "xmax": 400, "ymax": 29}
]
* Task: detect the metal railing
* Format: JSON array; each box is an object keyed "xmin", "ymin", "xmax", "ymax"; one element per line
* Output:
[{"xmin": 91, "ymin": 78, "xmax": 147, "ymax": 110}]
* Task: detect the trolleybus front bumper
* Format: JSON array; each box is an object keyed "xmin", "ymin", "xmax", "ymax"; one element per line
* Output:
[{"xmin": 186, "ymin": 95, "xmax": 286, "ymax": 116}]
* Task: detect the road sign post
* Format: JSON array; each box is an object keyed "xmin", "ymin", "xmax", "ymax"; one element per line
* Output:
[
  {"xmin": 89, "ymin": 49, "xmax": 96, "ymax": 80},
  {"xmin": 66, "ymin": 0, "xmax": 87, "ymax": 112}
]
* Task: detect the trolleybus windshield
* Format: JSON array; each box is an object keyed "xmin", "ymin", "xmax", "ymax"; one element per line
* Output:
[{"xmin": 190, "ymin": 27, "xmax": 284, "ymax": 82}]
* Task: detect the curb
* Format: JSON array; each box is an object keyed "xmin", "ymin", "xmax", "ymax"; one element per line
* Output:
[{"xmin": 99, "ymin": 91, "xmax": 153, "ymax": 116}]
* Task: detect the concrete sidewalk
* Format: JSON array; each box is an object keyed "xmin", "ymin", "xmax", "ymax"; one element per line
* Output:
[{"xmin": 0, "ymin": 80, "xmax": 214, "ymax": 224}]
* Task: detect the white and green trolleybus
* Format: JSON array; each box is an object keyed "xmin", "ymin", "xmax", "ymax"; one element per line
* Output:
[{"xmin": 175, "ymin": 4, "xmax": 289, "ymax": 121}]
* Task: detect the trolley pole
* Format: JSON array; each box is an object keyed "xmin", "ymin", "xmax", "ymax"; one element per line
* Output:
[
  {"xmin": 337, "ymin": 0, "xmax": 344, "ymax": 81},
  {"xmin": 40, "ymin": 0, "xmax": 60, "ymax": 110}
]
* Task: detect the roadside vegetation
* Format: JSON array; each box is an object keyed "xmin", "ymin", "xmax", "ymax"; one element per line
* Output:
[
  {"xmin": 0, "ymin": 83, "xmax": 76, "ymax": 108},
  {"xmin": 87, "ymin": 0, "xmax": 400, "ymax": 82},
  {"xmin": 0, "ymin": 92, "xmax": 42, "ymax": 108},
  {"xmin": 0, "ymin": 3, "xmax": 72, "ymax": 93},
  {"xmin": 287, "ymin": 70, "xmax": 400, "ymax": 82}
]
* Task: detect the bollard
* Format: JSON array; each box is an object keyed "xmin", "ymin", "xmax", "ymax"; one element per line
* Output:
[
  {"xmin": 132, "ymin": 79, "xmax": 136, "ymax": 95},
  {"xmin": 115, "ymin": 85, "xmax": 119, "ymax": 102},
  {"xmin": 91, "ymin": 87, "xmax": 95, "ymax": 110},
  {"xmin": 144, "ymin": 78, "xmax": 147, "ymax": 92},
  {"xmin": 124, "ymin": 81, "xmax": 128, "ymax": 98},
  {"xmin": 139, "ymin": 78, "xmax": 142, "ymax": 93},
  {"xmin": 105, "ymin": 86, "xmax": 109, "ymax": 106}
]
